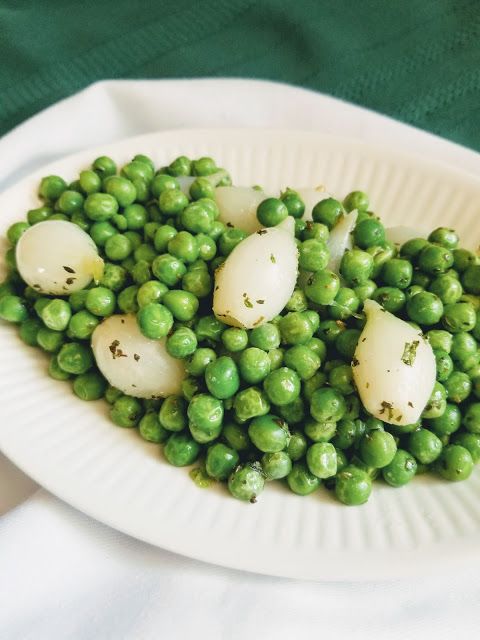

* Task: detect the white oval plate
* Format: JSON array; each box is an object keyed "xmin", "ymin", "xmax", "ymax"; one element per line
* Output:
[{"xmin": 2, "ymin": 129, "xmax": 480, "ymax": 582}]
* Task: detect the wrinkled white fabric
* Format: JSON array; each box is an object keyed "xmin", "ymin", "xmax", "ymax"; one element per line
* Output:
[{"xmin": 1, "ymin": 79, "xmax": 480, "ymax": 640}]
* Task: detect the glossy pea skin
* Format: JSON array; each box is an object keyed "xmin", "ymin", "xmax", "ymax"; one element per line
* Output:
[
  {"xmin": 84, "ymin": 193, "xmax": 118, "ymax": 221},
  {"xmin": 138, "ymin": 412, "xmax": 169, "ymax": 444},
  {"xmin": 159, "ymin": 395, "xmax": 187, "ymax": 432},
  {"xmin": 281, "ymin": 189, "xmax": 305, "ymax": 218},
  {"xmin": 442, "ymin": 302, "xmax": 476, "ymax": 333},
  {"xmin": 39, "ymin": 175, "xmax": 67, "ymax": 201},
  {"xmin": 110, "ymin": 396, "xmax": 143, "ymax": 428},
  {"xmin": 162, "ymin": 290, "xmax": 199, "ymax": 321},
  {"xmin": 73, "ymin": 371, "xmax": 107, "ymax": 401},
  {"xmin": 451, "ymin": 432, "xmax": 480, "ymax": 462},
  {"xmin": 433, "ymin": 349, "xmax": 454, "ymax": 382},
  {"xmin": 166, "ymin": 327, "xmax": 197, "ymax": 359},
  {"xmin": 462, "ymin": 402, "xmax": 480, "ymax": 433},
  {"xmin": 168, "ymin": 155, "xmax": 192, "ymax": 177},
  {"xmin": 249, "ymin": 322, "xmax": 281, "ymax": 350},
  {"xmin": 85, "ymin": 287, "xmax": 116, "ymax": 317},
  {"xmin": 340, "ymin": 249, "xmax": 374, "ymax": 287},
  {"xmin": 221, "ymin": 327, "xmax": 248, "ymax": 352},
  {"xmin": 261, "ymin": 451, "xmax": 292, "ymax": 480},
  {"xmin": 299, "ymin": 239, "xmax": 329, "ymax": 272},
  {"xmin": 306, "ymin": 442, "xmax": 337, "ymax": 479},
  {"xmin": 310, "ymin": 387, "xmax": 346, "ymax": 423},
  {"xmin": 205, "ymin": 356, "xmax": 240, "ymax": 399},
  {"xmin": 233, "ymin": 387, "xmax": 270, "ymax": 422},
  {"xmin": 181, "ymin": 202, "xmax": 215, "ymax": 234},
  {"xmin": 381, "ymin": 258, "xmax": 412, "ymax": 289},
  {"xmin": 164, "ymin": 432, "xmax": 201, "ymax": 467},
  {"xmin": 256, "ymin": 197, "xmax": 288, "ymax": 227},
  {"xmin": 421, "ymin": 381, "xmax": 447, "ymax": 419},
  {"xmin": 304, "ymin": 419, "xmax": 336, "ymax": 442},
  {"xmin": 151, "ymin": 254, "xmax": 187, "ymax": 287},
  {"xmin": 359, "ymin": 429, "xmax": 397, "ymax": 468},
  {"xmin": 418, "ymin": 243, "xmax": 454, "ymax": 275},
  {"xmin": 408, "ymin": 428, "xmax": 443, "ymax": 463},
  {"xmin": 18, "ymin": 317, "xmax": 42, "ymax": 346},
  {"xmin": 237, "ymin": 348, "xmax": 270, "ymax": 384},
  {"xmin": 68, "ymin": 310, "xmax": 99, "ymax": 340},
  {"xmin": 205, "ymin": 443, "xmax": 239, "ymax": 480},
  {"xmin": 228, "ymin": 464, "xmax": 265, "ymax": 502},
  {"xmin": 312, "ymin": 198, "xmax": 343, "ymax": 229},
  {"xmin": 137, "ymin": 281, "xmax": 168, "ymax": 308},
  {"xmin": 284, "ymin": 345, "xmax": 320, "ymax": 380},
  {"xmin": 263, "ymin": 367, "xmax": 301, "ymax": 406},
  {"xmin": 187, "ymin": 393, "xmax": 223, "ymax": 443},
  {"xmin": 427, "ymin": 329, "xmax": 453, "ymax": 353},
  {"xmin": 287, "ymin": 462, "xmax": 321, "ymax": 495},
  {"xmin": 0, "ymin": 295, "xmax": 28, "ymax": 323},
  {"xmin": 382, "ymin": 449, "xmax": 417, "ymax": 487},
  {"xmin": 354, "ymin": 218, "xmax": 385, "ymax": 249},
  {"xmin": 195, "ymin": 315, "xmax": 224, "ymax": 342},
  {"xmin": 57, "ymin": 342, "xmax": 93, "ymax": 374},
  {"xmin": 305, "ymin": 269, "xmax": 340, "ymax": 305},
  {"xmin": 328, "ymin": 364, "xmax": 355, "ymax": 395},
  {"xmin": 302, "ymin": 221, "xmax": 329, "ymax": 243},
  {"xmin": 429, "ymin": 274, "xmax": 463, "ymax": 304},
  {"xmin": 38, "ymin": 299, "xmax": 71, "ymax": 332},
  {"xmin": 437, "ymin": 444, "xmax": 474, "ymax": 481},
  {"xmin": 186, "ymin": 348, "xmax": 217, "ymax": 377},
  {"xmin": 248, "ymin": 414, "xmax": 289, "ymax": 453},
  {"xmin": 223, "ymin": 421, "xmax": 251, "ymax": 452},
  {"xmin": 406, "ymin": 291, "xmax": 443, "ymax": 325},
  {"xmin": 332, "ymin": 419, "xmax": 365, "ymax": 450},
  {"xmin": 335, "ymin": 465, "xmax": 372, "ymax": 505},
  {"xmin": 168, "ymin": 231, "xmax": 199, "ymax": 264},
  {"xmin": 444, "ymin": 371, "xmax": 471, "ymax": 403}
]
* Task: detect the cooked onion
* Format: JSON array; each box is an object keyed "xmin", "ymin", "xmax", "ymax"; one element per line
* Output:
[
  {"xmin": 213, "ymin": 217, "xmax": 298, "ymax": 328},
  {"xmin": 215, "ymin": 186, "xmax": 266, "ymax": 233},
  {"xmin": 15, "ymin": 220, "xmax": 104, "ymax": 295},
  {"xmin": 91, "ymin": 314, "xmax": 185, "ymax": 398},
  {"xmin": 352, "ymin": 300, "xmax": 436, "ymax": 426},
  {"xmin": 327, "ymin": 210, "xmax": 358, "ymax": 276}
]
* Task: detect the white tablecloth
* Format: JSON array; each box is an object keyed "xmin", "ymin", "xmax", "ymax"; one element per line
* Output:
[{"xmin": 1, "ymin": 79, "xmax": 480, "ymax": 639}]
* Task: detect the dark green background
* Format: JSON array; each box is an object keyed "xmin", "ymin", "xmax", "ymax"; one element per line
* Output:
[{"xmin": 1, "ymin": 0, "xmax": 479, "ymax": 147}]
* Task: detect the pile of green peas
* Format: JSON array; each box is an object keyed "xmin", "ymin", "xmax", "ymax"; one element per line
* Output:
[{"xmin": 2, "ymin": 152, "xmax": 480, "ymax": 507}]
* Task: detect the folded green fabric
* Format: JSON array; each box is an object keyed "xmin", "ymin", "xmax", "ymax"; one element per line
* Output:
[{"xmin": 1, "ymin": 0, "xmax": 479, "ymax": 148}]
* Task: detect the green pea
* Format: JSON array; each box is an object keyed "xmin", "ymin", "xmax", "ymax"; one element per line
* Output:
[
  {"xmin": 220, "ymin": 327, "xmax": 247, "ymax": 353},
  {"xmin": 249, "ymin": 322, "xmax": 280, "ymax": 350},
  {"xmin": 78, "ymin": 169, "xmax": 101, "ymax": 194},
  {"xmin": 281, "ymin": 189, "xmax": 305, "ymax": 219},
  {"xmin": 433, "ymin": 349, "xmax": 454, "ymax": 382},
  {"xmin": 305, "ymin": 269, "xmax": 340, "ymax": 305},
  {"xmin": 48, "ymin": 355, "xmax": 71, "ymax": 380},
  {"xmin": 263, "ymin": 367, "xmax": 301, "ymax": 406},
  {"xmin": 333, "ymin": 329, "xmax": 359, "ymax": 361},
  {"xmin": 283, "ymin": 345, "xmax": 320, "ymax": 380},
  {"xmin": 453, "ymin": 248, "xmax": 476, "ymax": 273},
  {"xmin": 353, "ymin": 279, "xmax": 376, "ymax": 303},
  {"xmin": 163, "ymin": 291, "xmax": 199, "ymax": 323},
  {"xmin": 328, "ymin": 364, "xmax": 355, "ymax": 395},
  {"xmin": 39, "ymin": 175, "xmax": 67, "ymax": 201},
  {"xmin": 248, "ymin": 414, "xmax": 289, "ymax": 453},
  {"xmin": 73, "ymin": 371, "xmax": 107, "ymax": 401},
  {"xmin": 418, "ymin": 243, "xmax": 454, "ymax": 275},
  {"xmin": 421, "ymin": 381, "xmax": 447, "ymax": 419},
  {"xmin": 84, "ymin": 193, "xmax": 118, "ymax": 221},
  {"xmin": 406, "ymin": 290, "xmax": 443, "ymax": 325},
  {"xmin": 233, "ymin": 386, "xmax": 270, "ymax": 422},
  {"xmin": 358, "ymin": 429, "xmax": 397, "ymax": 468},
  {"xmin": 382, "ymin": 449, "xmax": 417, "ymax": 487},
  {"xmin": 343, "ymin": 190, "xmax": 368, "ymax": 212},
  {"xmin": 335, "ymin": 465, "xmax": 372, "ymax": 505},
  {"xmin": 354, "ymin": 218, "xmax": 385, "ymax": 249},
  {"xmin": 218, "ymin": 228, "xmax": 247, "ymax": 256},
  {"xmin": 277, "ymin": 396, "xmax": 305, "ymax": 425},
  {"xmin": 451, "ymin": 432, "xmax": 480, "ymax": 463},
  {"xmin": 329, "ymin": 287, "xmax": 360, "ymax": 320},
  {"xmin": 429, "ymin": 274, "xmax": 462, "ymax": 304},
  {"xmin": 137, "ymin": 303, "xmax": 173, "ymax": 340},
  {"xmin": 204, "ymin": 356, "xmax": 240, "ymax": 399},
  {"xmin": 381, "ymin": 258, "xmax": 413, "ymax": 290},
  {"xmin": 236, "ymin": 347, "xmax": 270, "ymax": 384},
  {"xmin": 442, "ymin": 302, "xmax": 476, "ymax": 333},
  {"xmin": 122, "ymin": 159, "xmax": 154, "ymax": 183},
  {"xmin": 103, "ymin": 175, "xmax": 136, "ymax": 208},
  {"xmin": 193, "ymin": 315, "xmax": 223, "ymax": 343},
  {"xmin": 428, "ymin": 227, "xmax": 458, "ymax": 249},
  {"xmin": 167, "ymin": 155, "xmax": 191, "ymax": 177},
  {"xmin": 89, "ymin": 221, "xmax": 117, "ymax": 247},
  {"xmin": 185, "ymin": 348, "xmax": 216, "ymax": 378},
  {"xmin": 68, "ymin": 310, "xmax": 99, "ymax": 340},
  {"xmin": 192, "ymin": 157, "xmax": 217, "ymax": 176},
  {"xmin": 312, "ymin": 198, "xmax": 343, "ymax": 229},
  {"xmin": 444, "ymin": 371, "xmax": 471, "ymax": 403},
  {"xmin": 18, "ymin": 317, "xmax": 41, "ymax": 347},
  {"xmin": 151, "ymin": 254, "xmax": 187, "ymax": 286},
  {"xmin": 151, "ymin": 174, "xmax": 179, "ymax": 197},
  {"xmin": 164, "ymin": 432, "xmax": 200, "ymax": 466},
  {"xmin": 117, "ymin": 285, "xmax": 139, "ymax": 314},
  {"xmin": 223, "ymin": 421, "xmax": 251, "ymax": 451},
  {"xmin": 182, "ymin": 267, "xmax": 212, "ymax": 298},
  {"xmin": 228, "ymin": 464, "xmax": 265, "ymax": 502},
  {"xmin": 285, "ymin": 288, "xmax": 308, "ymax": 312},
  {"xmin": 205, "ymin": 443, "xmax": 239, "ymax": 480},
  {"xmin": 7, "ymin": 221, "xmax": 29, "ymax": 246},
  {"xmin": 261, "ymin": 451, "xmax": 292, "ymax": 480},
  {"xmin": 92, "ymin": 156, "xmax": 116, "ymax": 178},
  {"xmin": 278, "ymin": 312, "xmax": 313, "ymax": 345},
  {"xmin": 427, "ymin": 329, "xmax": 453, "ymax": 353},
  {"xmin": 428, "ymin": 403, "xmax": 461, "ymax": 436},
  {"xmin": 305, "ymin": 442, "xmax": 337, "ymax": 480},
  {"xmin": 179, "ymin": 201, "xmax": 214, "ymax": 234},
  {"xmin": 282, "ymin": 432, "xmax": 305, "ymax": 462},
  {"xmin": 138, "ymin": 412, "xmax": 168, "ymax": 444},
  {"xmin": 111, "ymin": 214, "xmax": 128, "ymax": 231},
  {"xmin": 57, "ymin": 342, "xmax": 93, "ymax": 374},
  {"xmin": 310, "ymin": 387, "xmax": 346, "ymax": 423},
  {"xmin": 302, "ymin": 221, "xmax": 329, "ymax": 243},
  {"xmin": 27, "ymin": 206, "xmax": 52, "ymax": 225},
  {"xmin": 56, "ymin": 190, "xmax": 84, "ymax": 214},
  {"xmin": 298, "ymin": 239, "xmax": 329, "ymax": 272},
  {"xmin": 408, "ymin": 428, "xmax": 442, "ymax": 463},
  {"xmin": 0, "ymin": 295, "xmax": 28, "ymax": 323},
  {"xmin": 159, "ymin": 395, "xmax": 187, "ymax": 431},
  {"xmin": 340, "ymin": 249, "xmax": 374, "ymax": 286},
  {"xmin": 372, "ymin": 286, "xmax": 406, "ymax": 314},
  {"xmin": 36, "ymin": 327, "xmax": 64, "ymax": 352},
  {"xmin": 167, "ymin": 231, "xmax": 199, "ymax": 264},
  {"xmin": 331, "ymin": 418, "xmax": 364, "ymax": 450},
  {"xmin": 287, "ymin": 462, "xmax": 321, "ymax": 495},
  {"xmin": 104, "ymin": 233, "xmax": 132, "ymax": 262},
  {"xmin": 411, "ymin": 271, "xmax": 431, "ymax": 288},
  {"xmin": 437, "ymin": 444, "xmax": 474, "ymax": 481},
  {"xmin": 187, "ymin": 393, "xmax": 223, "ymax": 443},
  {"xmin": 303, "ymin": 419, "xmax": 335, "ymax": 443},
  {"xmin": 461, "ymin": 402, "xmax": 480, "ymax": 433},
  {"xmin": 166, "ymin": 327, "xmax": 197, "ymax": 359},
  {"xmin": 85, "ymin": 287, "xmax": 116, "ymax": 317}
]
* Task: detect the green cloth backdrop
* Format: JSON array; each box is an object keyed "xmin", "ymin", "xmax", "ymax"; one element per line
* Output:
[{"xmin": 1, "ymin": 0, "xmax": 479, "ymax": 148}]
